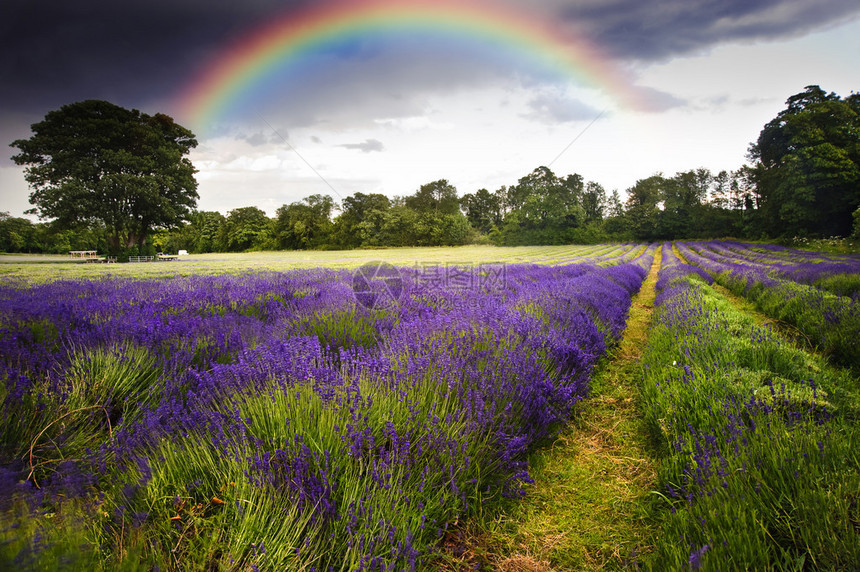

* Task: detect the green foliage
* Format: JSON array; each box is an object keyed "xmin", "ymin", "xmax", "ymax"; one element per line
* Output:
[
  {"xmin": 853, "ymin": 207, "xmax": 860, "ymax": 240},
  {"xmin": 509, "ymin": 168, "xmax": 585, "ymax": 234},
  {"xmin": 497, "ymin": 167, "xmax": 617, "ymax": 245},
  {"xmin": 364, "ymin": 202, "xmax": 472, "ymax": 248},
  {"xmin": 273, "ymin": 194, "xmax": 335, "ymax": 250},
  {"xmin": 622, "ymin": 170, "xmax": 745, "ymax": 241},
  {"xmin": 623, "ymin": 175, "xmax": 664, "ymax": 241},
  {"xmin": 184, "ymin": 211, "xmax": 227, "ymax": 253},
  {"xmin": 749, "ymin": 85, "xmax": 860, "ymax": 238},
  {"xmin": 0, "ymin": 212, "xmax": 36, "ymax": 253},
  {"xmin": 701, "ymin": 258, "xmax": 860, "ymax": 372},
  {"xmin": 658, "ymin": 169, "xmax": 711, "ymax": 238},
  {"xmin": 332, "ymin": 192, "xmax": 390, "ymax": 248},
  {"xmin": 10, "ymin": 100, "xmax": 199, "ymax": 255},
  {"xmin": 222, "ymin": 206, "xmax": 272, "ymax": 252},
  {"xmin": 581, "ymin": 181, "xmax": 607, "ymax": 224},
  {"xmin": 461, "ymin": 188, "xmax": 504, "ymax": 234},
  {"xmin": 0, "ymin": 216, "xmax": 108, "ymax": 255},
  {"xmin": 12, "ymin": 85, "xmax": 860, "ymax": 255},
  {"xmin": 404, "ymin": 179, "xmax": 460, "ymax": 215}
]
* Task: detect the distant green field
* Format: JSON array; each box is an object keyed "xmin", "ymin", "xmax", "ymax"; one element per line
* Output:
[{"xmin": 0, "ymin": 244, "xmax": 629, "ymax": 281}]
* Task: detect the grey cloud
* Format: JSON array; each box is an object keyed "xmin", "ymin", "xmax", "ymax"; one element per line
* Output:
[
  {"xmin": 738, "ymin": 96, "xmax": 777, "ymax": 107},
  {"xmin": 627, "ymin": 85, "xmax": 688, "ymax": 112},
  {"xmin": 338, "ymin": 139, "xmax": 385, "ymax": 153},
  {"xmin": 559, "ymin": 0, "xmax": 860, "ymax": 61},
  {"xmin": 522, "ymin": 93, "xmax": 600, "ymax": 124},
  {"xmin": 236, "ymin": 132, "xmax": 279, "ymax": 146}
]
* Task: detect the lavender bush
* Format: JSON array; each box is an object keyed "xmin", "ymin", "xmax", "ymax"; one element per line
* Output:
[
  {"xmin": 678, "ymin": 241, "xmax": 860, "ymax": 371},
  {"xmin": 690, "ymin": 240, "xmax": 860, "ymax": 297},
  {"xmin": 0, "ymin": 251, "xmax": 649, "ymax": 570}
]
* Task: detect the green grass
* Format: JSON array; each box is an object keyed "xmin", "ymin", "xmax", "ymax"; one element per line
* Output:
[
  {"xmin": 0, "ymin": 342, "xmax": 162, "ymax": 489},
  {"xmin": 813, "ymin": 272, "xmax": 860, "ymax": 298}
]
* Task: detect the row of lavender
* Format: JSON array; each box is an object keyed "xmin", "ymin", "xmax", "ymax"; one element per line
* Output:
[
  {"xmin": 687, "ymin": 240, "xmax": 860, "ymax": 297},
  {"xmin": 677, "ymin": 241, "xmax": 860, "ymax": 371},
  {"xmin": 640, "ymin": 244, "xmax": 860, "ymax": 569},
  {"xmin": 0, "ymin": 247, "xmax": 653, "ymax": 570}
]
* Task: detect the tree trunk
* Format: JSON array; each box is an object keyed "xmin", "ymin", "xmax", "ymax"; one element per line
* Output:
[{"xmin": 107, "ymin": 231, "xmax": 121, "ymax": 255}]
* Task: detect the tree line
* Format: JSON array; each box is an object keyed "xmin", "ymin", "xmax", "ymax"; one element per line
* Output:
[
  {"xmin": 5, "ymin": 86, "xmax": 859, "ymax": 256},
  {"xmin": 0, "ymin": 164, "xmax": 802, "ymax": 254}
]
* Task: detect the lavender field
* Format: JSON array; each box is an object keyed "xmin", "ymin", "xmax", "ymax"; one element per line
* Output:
[{"xmin": 1, "ymin": 242, "xmax": 858, "ymax": 570}]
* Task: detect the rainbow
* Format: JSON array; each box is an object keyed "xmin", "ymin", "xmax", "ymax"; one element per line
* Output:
[{"xmin": 177, "ymin": 0, "xmax": 643, "ymax": 133}]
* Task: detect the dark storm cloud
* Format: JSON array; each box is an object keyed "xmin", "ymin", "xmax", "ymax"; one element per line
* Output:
[
  {"xmin": 561, "ymin": 0, "xmax": 860, "ymax": 60},
  {"xmin": 2, "ymin": 0, "xmax": 858, "ymax": 140},
  {"xmin": 0, "ymin": 0, "xmax": 305, "ymax": 113},
  {"xmin": 0, "ymin": 0, "xmax": 306, "ymax": 163}
]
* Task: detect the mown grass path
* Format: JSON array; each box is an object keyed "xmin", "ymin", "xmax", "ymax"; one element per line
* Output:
[
  {"xmin": 441, "ymin": 251, "xmax": 663, "ymax": 571},
  {"xmin": 673, "ymin": 244, "xmax": 827, "ymax": 355}
]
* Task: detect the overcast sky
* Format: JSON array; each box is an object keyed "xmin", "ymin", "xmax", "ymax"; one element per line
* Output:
[{"xmin": 2, "ymin": 0, "xmax": 859, "ymax": 219}]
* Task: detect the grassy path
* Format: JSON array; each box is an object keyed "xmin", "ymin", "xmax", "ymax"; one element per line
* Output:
[
  {"xmin": 440, "ymin": 250, "xmax": 663, "ymax": 570},
  {"xmin": 674, "ymin": 244, "xmax": 824, "ymax": 353}
]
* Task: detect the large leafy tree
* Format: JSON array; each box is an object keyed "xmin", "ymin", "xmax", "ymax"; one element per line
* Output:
[
  {"xmin": 624, "ymin": 174, "xmax": 665, "ymax": 241},
  {"xmin": 11, "ymin": 100, "xmax": 198, "ymax": 254},
  {"xmin": 333, "ymin": 192, "xmax": 390, "ymax": 248},
  {"xmin": 404, "ymin": 179, "xmax": 460, "ymax": 215},
  {"xmin": 189, "ymin": 211, "xmax": 228, "ymax": 253},
  {"xmin": 502, "ymin": 166, "xmax": 586, "ymax": 244},
  {"xmin": 222, "ymin": 206, "xmax": 271, "ymax": 252},
  {"xmin": 274, "ymin": 194, "xmax": 335, "ymax": 250},
  {"xmin": 748, "ymin": 86, "xmax": 860, "ymax": 237},
  {"xmin": 0, "ymin": 212, "xmax": 36, "ymax": 253},
  {"xmin": 582, "ymin": 181, "xmax": 608, "ymax": 224},
  {"xmin": 658, "ymin": 168, "xmax": 712, "ymax": 238},
  {"xmin": 460, "ymin": 188, "xmax": 502, "ymax": 234}
]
